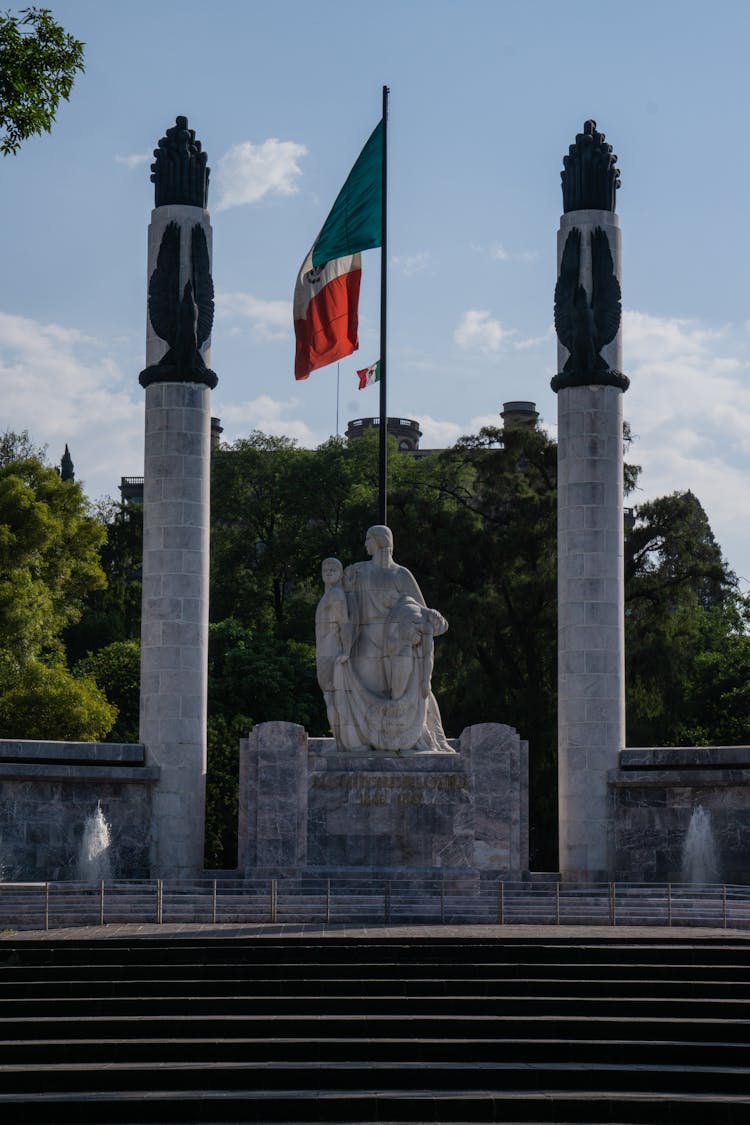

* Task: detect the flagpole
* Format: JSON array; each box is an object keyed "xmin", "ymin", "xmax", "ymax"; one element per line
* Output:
[
  {"xmin": 336, "ymin": 362, "xmax": 340, "ymax": 437},
  {"xmin": 378, "ymin": 85, "xmax": 389, "ymax": 526}
]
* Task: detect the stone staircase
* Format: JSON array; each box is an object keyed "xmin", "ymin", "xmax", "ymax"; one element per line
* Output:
[{"xmin": 1, "ymin": 935, "xmax": 750, "ymax": 1121}]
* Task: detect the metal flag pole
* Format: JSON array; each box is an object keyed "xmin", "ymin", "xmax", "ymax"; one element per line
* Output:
[
  {"xmin": 336, "ymin": 362, "xmax": 340, "ymax": 437},
  {"xmin": 378, "ymin": 85, "xmax": 389, "ymax": 526}
]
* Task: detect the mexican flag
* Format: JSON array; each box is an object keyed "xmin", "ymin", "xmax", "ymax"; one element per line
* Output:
[
  {"xmin": 294, "ymin": 120, "xmax": 383, "ymax": 381},
  {"xmin": 357, "ymin": 360, "xmax": 381, "ymax": 389}
]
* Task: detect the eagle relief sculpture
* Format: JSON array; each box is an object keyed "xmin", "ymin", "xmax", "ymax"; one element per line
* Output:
[
  {"xmin": 551, "ymin": 225, "xmax": 628, "ymax": 393},
  {"xmin": 139, "ymin": 221, "xmax": 217, "ymax": 389}
]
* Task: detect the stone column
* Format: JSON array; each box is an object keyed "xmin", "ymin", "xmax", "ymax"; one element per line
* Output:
[
  {"xmin": 140, "ymin": 382, "xmax": 211, "ymax": 878},
  {"xmin": 553, "ymin": 122, "xmax": 628, "ymax": 881},
  {"xmin": 556, "ymin": 383, "xmax": 624, "ymax": 880},
  {"xmin": 138, "ymin": 117, "xmax": 216, "ymax": 879}
]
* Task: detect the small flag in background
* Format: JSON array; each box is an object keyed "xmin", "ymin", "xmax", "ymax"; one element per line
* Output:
[{"xmin": 357, "ymin": 360, "xmax": 381, "ymax": 389}]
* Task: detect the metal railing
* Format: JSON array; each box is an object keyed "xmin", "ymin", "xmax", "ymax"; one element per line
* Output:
[{"xmin": 2, "ymin": 878, "xmax": 750, "ymax": 932}]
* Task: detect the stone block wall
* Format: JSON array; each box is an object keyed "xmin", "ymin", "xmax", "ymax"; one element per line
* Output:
[
  {"xmin": 0, "ymin": 741, "xmax": 158, "ymax": 881},
  {"xmin": 611, "ymin": 747, "xmax": 750, "ymax": 883},
  {"xmin": 238, "ymin": 721, "xmax": 528, "ymax": 876}
]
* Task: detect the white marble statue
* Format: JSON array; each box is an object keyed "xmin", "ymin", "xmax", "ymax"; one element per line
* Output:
[{"xmin": 315, "ymin": 526, "xmax": 453, "ymax": 753}]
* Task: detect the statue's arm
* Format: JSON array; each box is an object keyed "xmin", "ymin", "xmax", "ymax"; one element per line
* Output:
[
  {"xmin": 396, "ymin": 567, "xmax": 448, "ymax": 633},
  {"xmin": 396, "ymin": 565, "xmax": 426, "ymax": 606}
]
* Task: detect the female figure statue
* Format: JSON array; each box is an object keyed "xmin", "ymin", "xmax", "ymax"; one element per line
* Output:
[{"xmin": 315, "ymin": 526, "xmax": 452, "ymax": 753}]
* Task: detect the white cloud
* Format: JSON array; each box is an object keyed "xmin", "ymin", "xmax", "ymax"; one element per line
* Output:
[
  {"xmin": 215, "ymin": 138, "xmax": 308, "ymax": 210},
  {"xmin": 392, "ymin": 252, "xmax": 430, "ymax": 276},
  {"xmin": 473, "ymin": 241, "xmax": 537, "ymax": 263},
  {"xmin": 470, "ymin": 412, "xmax": 504, "ymax": 432},
  {"xmin": 217, "ymin": 292, "xmax": 292, "ymax": 340},
  {"xmin": 114, "ymin": 152, "xmax": 151, "ymax": 169},
  {"xmin": 217, "ymin": 394, "xmax": 318, "ymax": 445},
  {"xmin": 623, "ymin": 309, "xmax": 750, "ymax": 582},
  {"xmin": 0, "ymin": 312, "xmax": 143, "ymax": 499},
  {"xmin": 454, "ymin": 310, "xmax": 514, "ymax": 353},
  {"xmin": 412, "ymin": 416, "xmax": 463, "ymax": 448},
  {"xmin": 513, "ymin": 326, "xmax": 554, "ymax": 351}
]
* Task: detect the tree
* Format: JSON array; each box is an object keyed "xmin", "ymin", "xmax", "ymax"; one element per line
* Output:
[
  {"xmin": 0, "ymin": 427, "xmax": 46, "ymax": 465},
  {"xmin": 210, "ymin": 433, "xmax": 321, "ymax": 633},
  {"xmin": 65, "ymin": 497, "xmax": 143, "ymax": 664},
  {"xmin": 402, "ymin": 424, "xmax": 560, "ymax": 867},
  {"xmin": 208, "ymin": 619, "xmax": 325, "ymax": 735},
  {"xmin": 74, "ymin": 639, "xmax": 141, "ymax": 743},
  {"xmin": 0, "ymin": 660, "xmax": 114, "ymax": 741},
  {"xmin": 205, "ymin": 713, "xmax": 249, "ymax": 870},
  {"xmin": 210, "ymin": 425, "xmax": 561, "ymax": 866},
  {"xmin": 624, "ymin": 490, "xmax": 738, "ymax": 747},
  {"xmin": 0, "ymin": 447, "xmax": 113, "ymax": 740},
  {"xmin": 204, "ymin": 619, "xmax": 327, "ymax": 867},
  {"xmin": 0, "ymin": 7, "xmax": 84, "ymax": 155},
  {"xmin": 0, "ymin": 456, "xmax": 106, "ymax": 659}
]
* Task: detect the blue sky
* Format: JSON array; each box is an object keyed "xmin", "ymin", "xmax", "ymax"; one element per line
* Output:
[{"xmin": 3, "ymin": 0, "xmax": 750, "ymax": 585}]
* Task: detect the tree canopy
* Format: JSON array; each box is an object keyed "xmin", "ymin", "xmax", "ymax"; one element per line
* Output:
[
  {"xmin": 0, "ymin": 439, "xmax": 113, "ymax": 740},
  {"xmin": 0, "ymin": 6, "xmax": 84, "ymax": 156},
  {"xmin": 14, "ymin": 421, "xmax": 750, "ymax": 868}
]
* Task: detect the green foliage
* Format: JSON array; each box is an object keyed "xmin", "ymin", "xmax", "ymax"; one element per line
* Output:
[
  {"xmin": 7, "ymin": 419, "xmax": 743, "ymax": 870},
  {"xmin": 211, "ymin": 424, "xmax": 560, "ymax": 867},
  {"xmin": 675, "ymin": 598, "xmax": 750, "ymax": 746},
  {"xmin": 0, "ymin": 659, "xmax": 115, "ymax": 740},
  {"xmin": 0, "ymin": 456, "xmax": 106, "ymax": 660},
  {"xmin": 74, "ymin": 639, "xmax": 140, "ymax": 743},
  {"xmin": 405, "ymin": 425, "xmax": 559, "ymax": 866},
  {"xmin": 0, "ymin": 441, "xmax": 112, "ymax": 741},
  {"xmin": 0, "ymin": 6, "xmax": 84, "ymax": 155},
  {"xmin": 210, "ymin": 432, "xmax": 381, "ymax": 637},
  {"xmin": 205, "ymin": 713, "xmax": 249, "ymax": 870},
  {"xmin": 208, "ymin": 619, "xmax": 326, "ymax": 735},
  {"xmin": 625, "ymin": 490, "xmax": 738, "ymax": 747},
  {"xmin": 65, "ymin": 498, "xmax": 142, "ymax": 664},
  {"xmin": 0, "ymin": 427, "xmax": 46, "ymax": 465}
]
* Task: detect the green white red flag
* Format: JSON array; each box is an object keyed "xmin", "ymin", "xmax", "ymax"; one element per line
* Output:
[
  {"xmin": 294, "ymin": 120, "xmax": 383, "ymax": 381},
  {"xmin": 357, "ymin": 360, "xmax": 381, "ymax": 389}
]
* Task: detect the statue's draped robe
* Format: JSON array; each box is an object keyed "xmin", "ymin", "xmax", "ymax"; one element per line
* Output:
[{"xmin": 329, "ymin": 559, "xmax": 451, "ymax": 752}]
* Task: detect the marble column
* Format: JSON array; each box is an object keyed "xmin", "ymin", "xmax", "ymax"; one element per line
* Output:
[
  {"xmin": 553, "ymin": 122, "xmax": 628, "ymax": 881},
  {"xmin": 556, "ymin": 382, "xmax": 625, "ymax": 880},
  {"xmin": 138, "ymin": 117, "xmax": 216, "ymax": 879},
  {"xmin": 140, "ymin": 381, "xmax": 211, "ymax": 878}
]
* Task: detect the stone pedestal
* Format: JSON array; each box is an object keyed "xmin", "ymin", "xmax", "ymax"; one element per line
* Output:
[
  {"xmin": 557, "ymin": 384, "xmax": 625, "ymax": 881},
  {"xmin": 139, "ymin": 381, "xmax": 211, "ymax": 878},
  {"xmin": 238, "ymin": 721, "xmax": 528, "ymax": 876}
]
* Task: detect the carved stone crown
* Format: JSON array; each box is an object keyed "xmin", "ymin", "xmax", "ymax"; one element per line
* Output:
[
  {"xmin": 151, "ymin": 116, "xmax": 210, "ymax": 209},
  {"xmin": 561, "ymin": 120, "xmax": 620, "ymax": 214}
]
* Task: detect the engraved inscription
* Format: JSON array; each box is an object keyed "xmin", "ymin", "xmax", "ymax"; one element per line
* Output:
[{"xmin": 311, "ymin": 772, "xmax": 467, "ymax": 807}]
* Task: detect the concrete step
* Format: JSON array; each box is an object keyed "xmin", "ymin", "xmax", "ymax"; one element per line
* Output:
[
  {"xmin": 2, "ymin": 935, "xmax": 750, "ymax": 1122},
  {"xmin": 6, "ymin": 973, "xmax": 750, "ymax": 999},
  {"xmin": 6, "ymin": 954, "xmax": 750, "ymax": 980},
  {"xmin": 2, "ymin": 1034, "xmax": 750, "ymax": 1068},
  {"xmin": 4, "ymin": 935, "xmax": 750, "ymax": 963},
  {"xmin": 1, "ymin": 1088, "xmax": 749, "ymax": 1124},
  {"xmin": 1, "ymin": 990, "xmax": 748, "ymax": 1019},
  {"xmin": 2, "ymin": 1012, "xmax": 750, "ymax": 1044},
  {"xmin": 3, "ymin": 1059, "xmax": 750, "ymax": 1096}
]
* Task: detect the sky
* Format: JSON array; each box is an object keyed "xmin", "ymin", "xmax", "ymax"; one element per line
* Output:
[{"xmin": 3, "ymin": 0, "xmax": 750, "ymax": 586}]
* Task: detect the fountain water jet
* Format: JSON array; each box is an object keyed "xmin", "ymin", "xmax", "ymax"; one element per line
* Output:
[
  {"xmin": 76, "ymin": 802, "xmax": 113, "ymax": 881},
  {"xmin": 680, "ymin": 805, "xmax": 720, "ymax": 884}
]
